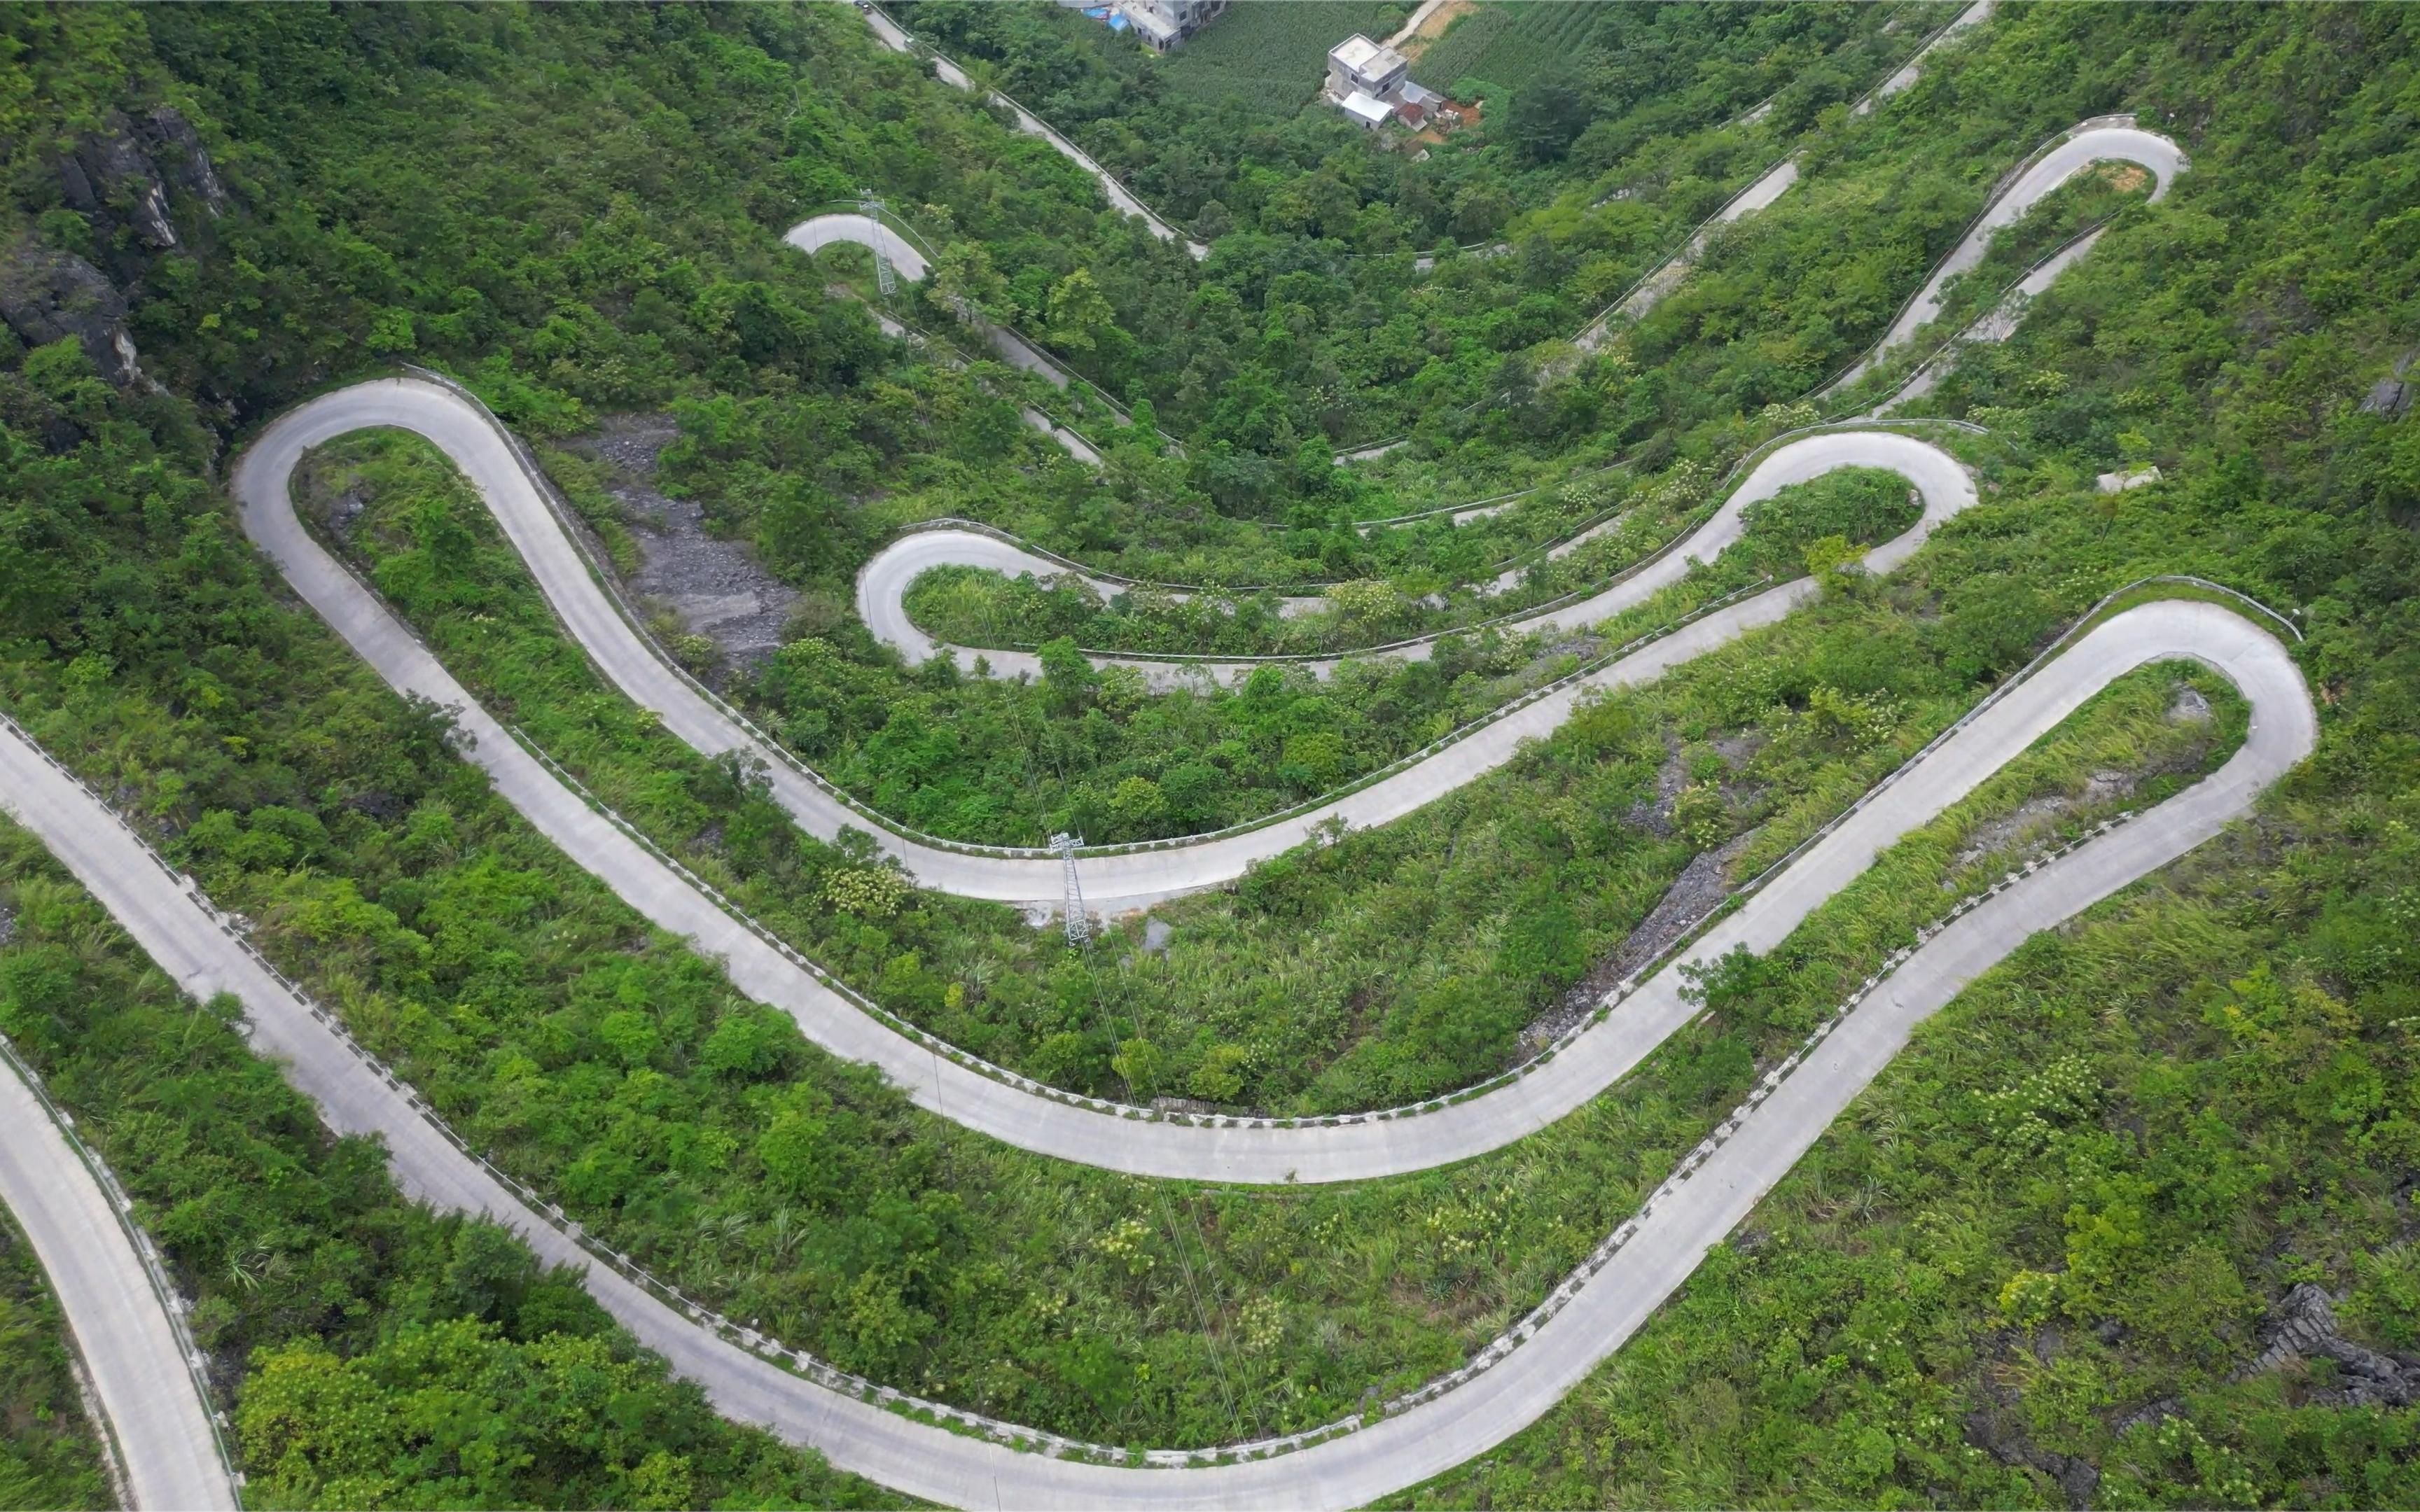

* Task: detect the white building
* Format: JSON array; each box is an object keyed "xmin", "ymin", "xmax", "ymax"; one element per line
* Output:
[
  {"xmin": 1327, "ymin": 34, "xmax": 1409, "ymax": 102},
  {"xmin": 1325, "ymin": 33, "xmax": 1449, "ymax": 132},
  {"xmin": 1126, "ymin": 0, "xmax": 1228, "ymax": 52},
  {"xmin": 1338, "ymin": 90, "xmax": 1394, "ymax": 130}
]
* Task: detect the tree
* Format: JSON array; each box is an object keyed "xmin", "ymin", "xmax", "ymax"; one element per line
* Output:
[
  {"xmin": 1037, "ymin": 636, "xmax": 1095, "ymax": 717},
  {"xmin": 931, "ymin": 241, "xmax": 1008, "ymax": 325},
  {"xmin": 1044, "ymin": 267, "xmax": 1116, "ymax": 354},
  {"xmin": 1509, "ymin": 70, "xmax": 1594, "ymax": 163}
]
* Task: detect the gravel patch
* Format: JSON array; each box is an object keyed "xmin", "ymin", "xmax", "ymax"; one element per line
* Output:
[
  {"xmin": 1950, "ymin": 769, "xmax": 2136, "ymax": 871},
  {"xmin": 1627, "ymin": 734, "xmax": 1688, "ymax": 837},
  {"xmin": 1517, "ymin": 828, "xmax": 1760, "ymax": 1057},
  {"xmin": 561, "ymin": 414, "xmax": 798, "ymax": 675}
]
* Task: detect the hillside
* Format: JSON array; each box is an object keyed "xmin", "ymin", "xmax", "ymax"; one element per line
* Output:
[{"xmin": 1, "ymin": 1, "xmax": 2418, "ymax": 1506}]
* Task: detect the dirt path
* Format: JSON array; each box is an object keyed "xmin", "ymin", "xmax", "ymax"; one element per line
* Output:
[{"xmin": 1393, "ymin": 0, "xmax": 1474, "ymax": 61}]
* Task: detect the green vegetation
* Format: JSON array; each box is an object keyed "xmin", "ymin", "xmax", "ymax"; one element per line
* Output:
[
  {"xmin": 1419, "ymin": 3, "xmax": 1604, "ymax": 103},
  {"xmin": 0, "ymin": 1206, "xmax": 110, "ymax": 1511},
  {"xmin": 1418, "ymin": 0, "xmax": 1943, "ymax": 149},
  {"xmin": 4, "ymin": 0, "xmax": 2420, "ymax": 1500},
  {"xmin": 0, "ymin": 597, "xmax": 2244, "ymax": 1462},
  {"xmin": 1837, "ymin": 158, "xmax": 2159, "ymax": 402},
  {"xmin": 1392, "ymin": 796, "xmax": 2420, "ymax": 1508},
  {"xmin": 1389, "ymin": 5, "xmax": 2420, "ymax": 1502}
]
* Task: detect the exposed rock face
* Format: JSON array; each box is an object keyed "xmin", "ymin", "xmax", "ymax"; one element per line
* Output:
[
  {"xmin": 1964, "ymin": 1397, "xmax": 2101, "ymax": 1509},
  {"xmin": 138, "ymin": 106, "xmax": 229, "ymax": 218},
  {"xmin": 558, "ymin": 414, "xmax": 799, "ymax": 675},
  {"xmin": 10, "ymin": 104, "xmax": 224, "ymax": 391},
  {"xmin": 61, "ymin": 111, "xmax": 179, "ymax": 248},
  {"xmin": 0, "ymin": 238, "xmax": 146, "ymax": 386},
  {"xmin": 2247, "ymin": 1282, "xmax": 2420, "ymax": 1407},
  {"xmin": 53, "ymin": 105, "xmax": 226, "ymax": 253},
  {"xmin": 2360, "ymin": 351, "xmax": 2416, "ymax": 420}
]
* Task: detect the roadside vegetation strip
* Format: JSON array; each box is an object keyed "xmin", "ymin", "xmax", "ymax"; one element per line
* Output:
[
  {"xmin": 877, "ymin": 415, "xmax": 1991, "ymax": 676},
  {"xmin": 857, "ymin": 421, "xmax": 1979, "ymax": 683},
  {"xmin": 789, "ymin": 108, "xmax": 2146, "ymax": 578},
  {"xmin": 514, "ymin": 576, "xmax": 2281, "ymax": 1153},
  {"xmin": 0, "ymin": 596, "xmax": 2314, "ymax": 1506},
  {"xmin": 851, "ymin": 1, "xmax": 1207, "ymax": 260},
  {"xmin": 1826, "ymin": 118, "xmax": 2185, "ymax": 393},
  {"xmin": 1358, "ymin": 109, "xmax": 2153, "ymax": 538},
  {"xmin": 1845, "ymin": 215, "xmax": 2122, "ymax": 419},
  {"xmin": 1555, "ymin": 1, "xmax": 1999, "ymax": 355},
  {"xmin": 1853, "ymin": 0, "xmax": 1996, "ymax": 115},
  {"xmin": 785, "ymin": 206, "xmax": 1189, "ymax": 454}
]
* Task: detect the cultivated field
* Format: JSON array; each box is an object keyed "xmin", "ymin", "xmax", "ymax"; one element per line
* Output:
[
  {"xmin": 1157, "ymin": 0, "xmax": 1413, "ymax": 113},
  {"xmin": 1412, "ymin": 0, "xmax": 1602, "ymax": 92}
]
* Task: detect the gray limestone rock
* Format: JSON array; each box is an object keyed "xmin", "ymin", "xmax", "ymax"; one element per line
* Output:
[
  {"xmin": 68, "ymin": 112, "xmax": 178, "ymax": 248},
  {"xmin": 0, "ymin": 238, "xmax": 145, "ymax": 387},
  {"xmin": 138, "ymin": 106, "xmax": 229, "ymax": 217}
]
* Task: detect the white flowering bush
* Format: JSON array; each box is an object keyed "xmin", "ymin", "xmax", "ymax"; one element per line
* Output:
[{"xmin": 822, "ymin": 865, "xmax": 910, "ymax": 918}]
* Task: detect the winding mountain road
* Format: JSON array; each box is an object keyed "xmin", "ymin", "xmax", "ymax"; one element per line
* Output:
[
  {"xmin": 0, "ymin": 1022, "xmax": 235, "ymax": 1511},
  {"xmin": 853, "ymin": 4, "xmax": 1208, "ymax": 259},
  {"xmin": 0, "ymin": 26, "xmax": 2303, "ymax": 1500},
  {"xmin": 1832, "ymin": 121, "xmax": 2184, "ymax": 391},
  {"xmin": 854, "ymin": 428, "xmax": 1966, "ymax": 690},
  {"xmin": 223, "ymin": 380, "xmax": 2311, "ymax": 1196},
  {"xmin": 15, "ymin": 208, "xmax": 2312, "ymax": 1512},
  {"xmin": 833, "ymin": 113, "xmax": 2178, "ymax": 681},
  {"xmin": 0, "ymin": 592, "xmax": 2314, "ymax": 1506},
  {"xmin": 1857, "ymin": 0, "xmax": 1995, "ymax": 115},
  {"xmin": 239, "ymin": 381, "xmax": 1974, "ymax": 919}
]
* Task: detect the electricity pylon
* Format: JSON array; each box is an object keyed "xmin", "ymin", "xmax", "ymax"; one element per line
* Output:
[{"xmin": 1050, "ymin": 832, "xmax": 1089, "ymax": 946}]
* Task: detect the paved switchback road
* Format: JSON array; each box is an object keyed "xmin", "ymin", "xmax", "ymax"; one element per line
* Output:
[
  {"xmin": 235, "ymin": 380, "xmax": 1970, "ymax": 919},
  {"xmin": 853, "ymin": 430, "xmax": 1970, "ymax": 688},
  {"xmin": 0, "ymin": 1017, "xmax": 234, "ymax": 1511},
  {"xmin": 0, "ymin": 598, "xmax": 2314, "ymax": 1504},
  {"xmin": 230, "ymin": 384, "xmax": 2305, "ymax": 1196},
  {"xmin": 1831, "ymin": 122, "xmax": 2185, "ymax": 391}
]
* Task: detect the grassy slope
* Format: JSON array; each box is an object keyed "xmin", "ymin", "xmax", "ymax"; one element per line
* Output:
[{"xmin": 1415, "ymin": 1, "xmax": 1599, "ymax": 94}]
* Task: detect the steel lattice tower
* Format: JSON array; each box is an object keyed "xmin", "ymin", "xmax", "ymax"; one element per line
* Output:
[
  {"xmin": 1050, "ymin": 832, "xmax": 1089, "ymax": 946},
  {"xmin": 863, "ymin": 197, "xmax": 897, "ymax": 300}
]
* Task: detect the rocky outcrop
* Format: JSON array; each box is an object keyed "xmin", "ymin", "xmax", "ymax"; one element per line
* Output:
[
  {"xmin": 2359, "ymin": 353, "xmax": 2415, "ymax": 420},
  {"xmin": 60, "ymin": 111, "xmax": 177, "ymax": 248},
  {"xmin": 137, "ymin": 106, "xmax": 229, "ymax": 218},
  {"xmin": 0, "ymin": 238, "xmax": 146, "ymax": 386},
  {"xmin": 2246, "ymin": 1282, "xmax": 2420, "ymax": 1407},
  {"xmin": 55, "ymin": 106, "xmax": 226, "ymax": 252}
]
